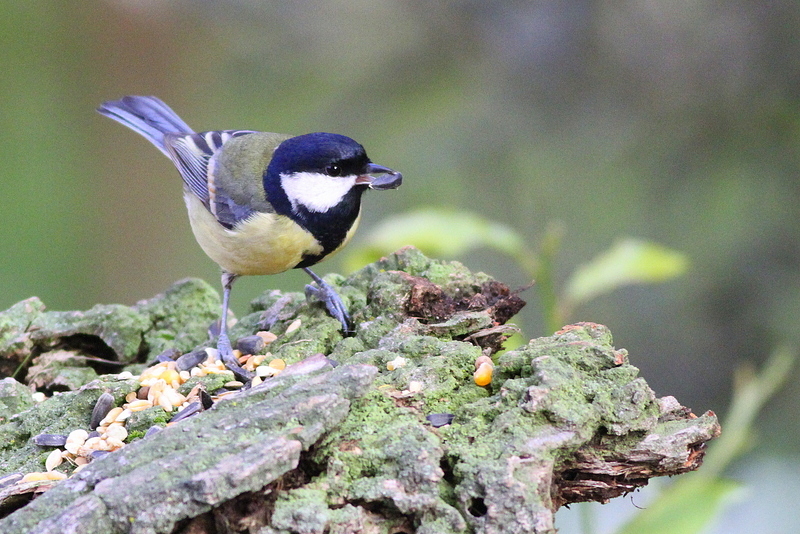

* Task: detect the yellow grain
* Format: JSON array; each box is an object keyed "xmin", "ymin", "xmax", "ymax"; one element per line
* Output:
[
  {"xmin": 268, "ymin": 358, "xmax": 286, "ymax": 370},
  {"xmin": 100, "ymin": 407, "xmax": 124, "ymax": 427},
  {"xmin": 473, "ymin": 362, "xmax": 493, "ymax": 387},
  {"xmin": 125, "ymin": 399, "xmax": 153, "ymax": 412}
]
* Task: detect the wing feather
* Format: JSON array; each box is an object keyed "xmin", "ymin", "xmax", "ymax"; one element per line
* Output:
[{"xmin": 164, "ymin": 130, "xmax": 256, "ymax": 220}]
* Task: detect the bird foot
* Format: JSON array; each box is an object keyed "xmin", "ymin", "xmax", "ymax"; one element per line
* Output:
[
  {"xmin": 217, "ymin": 332, "xmax": 254, "ymax": 381},
  {"xmin": 305, "ymin": 280, "xmax": 353, "ymax": 334}
]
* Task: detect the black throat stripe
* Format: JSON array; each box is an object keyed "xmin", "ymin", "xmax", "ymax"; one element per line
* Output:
[{"xmin": 293, "ymin": 188, "xmax": 365, "ymax": 268}]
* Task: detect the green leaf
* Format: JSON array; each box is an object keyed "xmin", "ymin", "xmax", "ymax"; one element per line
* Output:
[
  {"xmin": 701, "ymin": 345, "xmax": 797, "ymax": 477},
  {"xmin": 343, "ymin": 208, "xmax": 529, "ymax": 272},
  {"xmin": 565, "ymin": 239, "xmax": 688, "ymax": 306},
  {"xmin": 616, "ymin": 476, "xmax": 741, "ymax": 534}
]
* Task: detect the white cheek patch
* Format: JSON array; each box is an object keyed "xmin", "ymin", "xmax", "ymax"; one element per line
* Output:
[{"xmin": 281, "ymin": 172, "xmax": 357, "ymax": 213}]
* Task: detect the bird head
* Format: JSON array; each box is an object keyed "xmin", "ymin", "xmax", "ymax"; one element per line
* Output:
[{"xmin": 265, "ymin": 132, "xmax": 402, "ymax": 216}]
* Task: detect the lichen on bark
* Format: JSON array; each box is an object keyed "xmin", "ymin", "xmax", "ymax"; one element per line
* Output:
[{"xmin": 0, "ymin": 247, "xmax": 719, "ymax": 534}]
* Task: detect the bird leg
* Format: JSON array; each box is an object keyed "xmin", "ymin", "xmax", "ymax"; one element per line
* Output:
[
  {"xmin": 217, "ymin": 272, "xmax": 253, "ymax": 380},
  {"xmin": 303, "ymin": 267, "xmax": 353, "ymax": 334}
]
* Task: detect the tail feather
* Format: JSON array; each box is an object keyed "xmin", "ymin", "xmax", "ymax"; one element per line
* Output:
[{"xmin": 97, "ymin": 96, "xmax": 195, "ymax": 157}]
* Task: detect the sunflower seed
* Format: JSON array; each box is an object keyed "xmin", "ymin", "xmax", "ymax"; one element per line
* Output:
[
  {"xmin": 169, "ymin": 401, "xmax": 202, "ymax": 423},
  {"xmin": 33, "ymin": 434, "xmax": 68, "ymax": 447},
  {"xmin": 90, "ymin": 392, "xmax": 115, "ymax": 430},
  {"xmin": 426, "ymin": 413, "xmax": 455, "ymax": 428},
  {"xmin": 236, "ymin": 335, "xmax": 265, "ymax": 355},
  {"xmin": 176, "ymin": 349, "xmax": 209, "ymax": 371}
]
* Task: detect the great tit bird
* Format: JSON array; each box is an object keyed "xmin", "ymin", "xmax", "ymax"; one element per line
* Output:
[{"xmin": 97, "ymin": 96, "xmax": 402, "ymax": 372}]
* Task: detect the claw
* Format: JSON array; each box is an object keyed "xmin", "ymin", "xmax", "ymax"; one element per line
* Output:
[{"xmin": 217, "ymin": 331, "xmax": 254, "ymax": 382}]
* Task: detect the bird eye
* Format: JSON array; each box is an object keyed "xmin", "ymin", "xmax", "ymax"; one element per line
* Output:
[{"xmin": 326, "ymin": 164, "xmax": 342, "ymax": 177}]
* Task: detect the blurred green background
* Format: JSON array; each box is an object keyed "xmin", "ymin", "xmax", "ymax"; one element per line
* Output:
[{"xmin": 1, "ymin": 2, "xmax": 798, "ymax": 532}]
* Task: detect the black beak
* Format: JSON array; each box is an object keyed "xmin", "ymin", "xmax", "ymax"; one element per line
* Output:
[{"xmin": 356, "ymin": 163, "xmax": 403, "ymax": 190}]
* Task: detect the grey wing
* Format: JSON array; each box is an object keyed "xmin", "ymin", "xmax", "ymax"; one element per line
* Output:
[{"xmin": 164, "ymin": 130, "xmax": 259, "ymax": 228}]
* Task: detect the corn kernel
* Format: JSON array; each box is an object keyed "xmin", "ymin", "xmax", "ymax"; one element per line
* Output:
[
  {"xmin": 21, "ymin": 471, "xmax": 66, "ymax": 483},
  {"xmin": 159, "ymin": 369, "xmax": 181, "ymax": 386},
  {"xmin": 474, "ymin": 362, "xmax": 493, "ymax": 387}
]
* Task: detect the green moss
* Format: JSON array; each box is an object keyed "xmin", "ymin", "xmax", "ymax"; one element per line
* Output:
[
  {"xmin": 427, "ymin": 311, "xmax": 494, "ymax": 337},
  {"xmin": 271, "ymin": 488, "xmax": 330, "ymax": 533},
  {"xmin": 0, "ymin": 378, "xmax": 35, "ymax": 424},
  {"xmin": 360, "ymin": 272, "xmax": 412, "ymax": 321},
  {"xmin": 422, "ymin": 382, "xmax": 490, "ymax": 416},
  {"xmin": 125, "ymin": 406, "xmax": 170, "ymax": 436},
  {"xmin": 136, "ymin": 278, "xmax": 221, "ymax": 355},
  {"xmin": 314, "ymin": 390, "xmax": 411, "ymax": 483},
  {"xmin": 354, "ymin": 315, "xmax": 401, "ymax": 347},
  {"xmin": 0, "ymin": 297, "xmax": 44, "ymax": 358},
  {"xmin": 328, "ymin": 336, "xmax": 366, "ymax": 362},
  {"xmin": 269, "ymin": 315, "xmax": 345, "ymax": 363}
]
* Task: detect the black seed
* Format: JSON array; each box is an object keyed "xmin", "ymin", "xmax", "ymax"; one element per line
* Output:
[
  {"xmin": 153, "ymin": 347, "xmax": 182, "ymax": 365},
  {"xmin": 225, "ymin": 361, "xmax": 254, "ymax": 383},
  {"xmin": 90, "ymin": 392, "xmax": 115, "ymax": 430},
  {"xmin": 90, "ymin": 450, "xmax": 111, "ymax": 461},
  {"xmin": 176, "ymin": 349, "xmax": 208, "ymax": 371},
  {"xmin": 200, "ymin": 390, "xmax": 214, "ymax": 410},
  {"xmin": 236, "ymin": 335, "xmax": 265, "ymax": 355},
  {"xmin": 426, "ymin": 413, "xmax": 455, "ymax": 428},
  {"xmin": 169, "ymin": 402, "xmax": 202, "ymax": 423},
  {"xmin": 33, "ymin": 434, "xmax": 68, "ymax": 447}
]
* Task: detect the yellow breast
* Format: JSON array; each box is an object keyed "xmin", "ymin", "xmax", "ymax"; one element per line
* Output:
[
  {"xmin": 184, "ymin": 193, "xmax": 321, "ymax": 275},
  {"xmin": 183, "ymin": 193, "xmax": 361, "ymax": 276}
]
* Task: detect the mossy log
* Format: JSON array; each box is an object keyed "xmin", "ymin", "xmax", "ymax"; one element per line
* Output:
[{"xmin": 0, "ymin": 247, "xmax": 720, "ymax": 534}]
